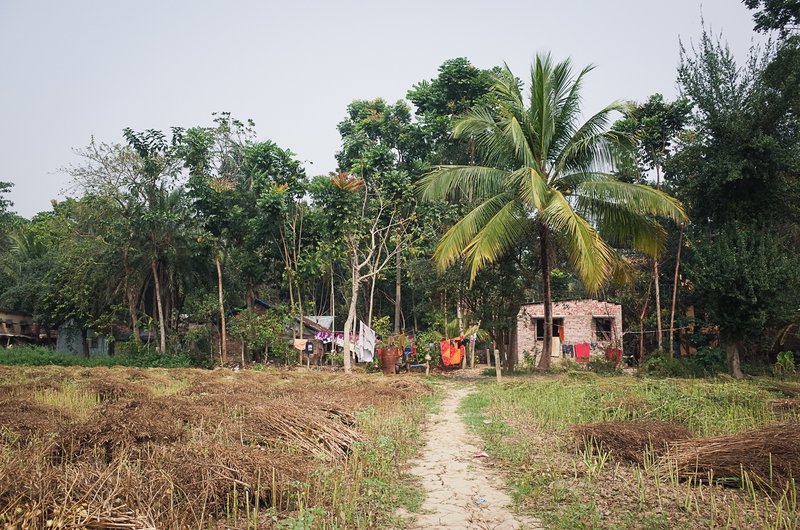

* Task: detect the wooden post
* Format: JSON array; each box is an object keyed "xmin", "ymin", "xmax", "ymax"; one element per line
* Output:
[{"xmin": 493, "ymin": 338, "xmax": 502, "ymax": 383}]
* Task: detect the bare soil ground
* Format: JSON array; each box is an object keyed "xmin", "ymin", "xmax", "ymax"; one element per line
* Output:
[{"xmin": 407, "ymin": 384, "xmax": 541, "ymax": 530}]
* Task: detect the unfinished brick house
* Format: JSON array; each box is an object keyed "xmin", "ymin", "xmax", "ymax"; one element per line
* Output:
[
  {"xmin": 0, "ymin": 310, "xmax": 35, "ymax": 346},
  {"xmin": 516, "ymin": 299, "xmax": 623, "ymax": 364}
]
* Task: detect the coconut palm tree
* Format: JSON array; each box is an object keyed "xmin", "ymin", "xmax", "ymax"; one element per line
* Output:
[{"xmin": 419, "ymin": 53, "xmax": 687, "ymax": 369}]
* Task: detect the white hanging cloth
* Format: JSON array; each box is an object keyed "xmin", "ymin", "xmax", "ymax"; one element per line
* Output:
[{"xmin": 357, "ymin": 320, "xmax": 376, "ymax": 362}]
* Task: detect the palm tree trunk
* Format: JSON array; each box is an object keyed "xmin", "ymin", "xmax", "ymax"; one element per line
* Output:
[
  {"xmin": 294, "ymin": 279, "xmax": 305, "ymax": 339},
  {"xmin": 122, "ymin": 250, "xmax": 141, "ymax": 343},
  {"xmin": 669, "ymin": 226, "xmax": 684, "ymax": 357},
  {"xmin": 151, "ymin": 259, "xmax": 166, "ymax": 353},
  {"xmin": 330, "ymin": 262, "xmax": 335, "ymax": 335},
  {"xmin": 639, "ymin": 279, "xmax": 652, "ymax": 362},
  {"xmin": 81, "ymin": 328, "xmax": 90, "ymax": 358},
  {"xmin": 215, "ymin": 255, "xmax": 227, "ymax": 364},
  {"xmin": 456, "ymin": 300, "xmax": 466, "ymax": 368},
  {"xmin": 654, "ymin": 259, "xmax": 663, "ymax": 352},
  {"xmin": 537, "ymin": 224, "xmax": 553, "ymax": 370},
  {"xmin": 286, "ymin": 271, "xmax": 296, "ymax": 341},
  {"xmin": 653, "ymin": 163, "xmax": 664, "ymax": 353},
  {"xmin": 394, "ymin": 250, "xmax": 401, "ymax": 334},
  {"xmin": 469, "ymin": 319, "xmax": 480, "ymax": 369}
]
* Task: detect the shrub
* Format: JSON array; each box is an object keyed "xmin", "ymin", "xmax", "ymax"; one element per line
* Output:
[
  {"xmin": 775, "ymin": 350, "xmax": 796, "ymax": 378},
  {"xmin": 558, "ymin": 359, "xmax": 585, "ymax": 373},
  {"xmin": 691, "ymin": 347, "xmax": 727, "ymax": 376},
  {"xmin": 586, "ymin": 355, "xmax": 622, "ymax": 375},
  {"xmin": 640, "ymin": 353, "xmax": 692, "ymax": 377},
  {"xmin": 640, "ymin": 347, "xmax": 727, "ymax": 378}
]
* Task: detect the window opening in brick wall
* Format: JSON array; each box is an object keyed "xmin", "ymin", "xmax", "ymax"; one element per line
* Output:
[
  {"xmin": 594, "ymin": 318, "xmax": 613, "ymax": 340},
  {"xmin": 535, "ymin": 318, "xmax": 564, "ymax": 339}
]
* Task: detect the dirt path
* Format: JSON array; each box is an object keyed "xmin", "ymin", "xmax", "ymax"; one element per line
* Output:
[{"xmin": 407, "ymin": 385, "xmax": 541, "ymax": 530}]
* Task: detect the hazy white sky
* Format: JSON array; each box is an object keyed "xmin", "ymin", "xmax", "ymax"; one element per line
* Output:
[{"xmin": 0, "ymin": 0, "xmax": 762, "ymax": 218}]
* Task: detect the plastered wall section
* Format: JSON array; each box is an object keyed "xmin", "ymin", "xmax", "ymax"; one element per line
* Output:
[{"xmin": 516, "ymin": 299, "xmax": 623, "ymax": 360}]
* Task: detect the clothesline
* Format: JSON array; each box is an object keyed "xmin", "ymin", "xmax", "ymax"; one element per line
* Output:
[{"xmin": 622, "ymin": 325, "xmax": 693, "ymax": 336}]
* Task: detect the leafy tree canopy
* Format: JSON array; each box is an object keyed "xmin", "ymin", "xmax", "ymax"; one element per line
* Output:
[{"xmin": 743, "ymin": 0, "xmax": 800, "ymax": 37}]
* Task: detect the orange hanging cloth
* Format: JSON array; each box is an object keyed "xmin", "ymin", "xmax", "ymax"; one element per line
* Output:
[
  {"xmin": 440, "ymin": 339, "xmax": 452, "ymax": 366},
  {"xmin": 449, "ymin": 337, "xmax": 464, "ymax": 366}
]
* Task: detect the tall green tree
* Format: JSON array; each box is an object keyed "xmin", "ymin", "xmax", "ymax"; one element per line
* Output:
[
  {"xmin": 407, "ymin": 58, "xmax": 496, "ymax": 165},
  {"xmin": 671, "ymin": 28, "xmax": 800, "ymax": 375},
  {"xmin": 420, "ymin": 53, "xmax": 686, "ymax": 369},
  {"xmin": 743, "ymin": 0, "xmax": 800, "ymax": 37},
  {"xmin": 685, "ymin": 226, "xmax": 799, "ymax": 378},
  {"xmin": 613, "ymin": 94, "xmax": 692, "ymax": 353},
  {"xmin": 336, "ymin": 99, "xmax": 423, "ymax": 333},
  {"xmin": 123, "ymin": 127, "xmax": 187, "ymax": 352}
]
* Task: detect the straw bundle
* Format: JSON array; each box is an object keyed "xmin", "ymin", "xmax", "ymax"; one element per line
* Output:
[
  {"xmin": 572, "ymin": 421, "xmax": 693, "ymax": 464},
  {"xmin": 668, "ymin": 423, "xmax": 800, "ymax": 493}
]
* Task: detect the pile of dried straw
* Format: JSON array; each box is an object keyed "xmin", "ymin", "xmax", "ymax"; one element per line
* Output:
[
  {"xmin": 667, "ymin": 422, "xmax": 800, "ymax": 493},
  {"xmin": 572, "ymin": 421, "xmax": 693, "ymax": 464}
]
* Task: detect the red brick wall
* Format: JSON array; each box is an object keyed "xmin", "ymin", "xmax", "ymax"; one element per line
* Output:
[{"xmin": 516, "ymin": 299, "xmax": 623, "ymax": 362}]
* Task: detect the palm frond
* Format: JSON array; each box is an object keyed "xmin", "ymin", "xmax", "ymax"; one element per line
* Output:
[
  {"xmin": 551, "ymin": 69, "xmax": 587, "ymax": 153},
  {"xmin": 518, "ymin": 167, "xmax": 550, "ymax": 210},
  {"xmin": 418, "ymin": 165, "xmax": 512, "ymax": 202},
  {"xmin": 575, "ymin": 180, "xmax": 687, "ymax": 223},
  {"xmin": 542, "ymin": 190, "xmax": 614, "ymax": 292},
  {"xmin": 452, "ymin": 106, "xmax": 497, "ymax": 139},
  {"xmin": 574, "ymin": 194, "xmax": 667, "ymax": 256},
  {"xmin": 432, "ymin": 193, "xmax": 517, "ymax": 271},
  {"xmin": 503, "ymin": 115, "xmax": 536, "ymax": 167},
  {"xmin": 461, "ymin": 200, "xmax": 528, "ymax": 281},
  {"xmin": 552, "ymin": 171, "xmax": 615, "ymax": 194},
  {"xmin": 554, "ymin": 103, "xmax": 628, "ymax": 174},
  {"xmin": 530, "ymin": 55, "xmax": 556, "ymax": 162}
]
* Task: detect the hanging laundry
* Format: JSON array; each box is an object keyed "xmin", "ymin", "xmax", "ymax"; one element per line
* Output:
[
  {"xmin": 441, "ymin": 337, "xmax": 464, "ymax": 366},
  {"xmin": 356, "ymin": 321, "xmax": 366, "ymax": 360},
  {"xmin": 575, "ymin": 343, "xmax": 590, "ymax": 362},
  {"xmin": 562, "ymin": 344, "xmax": 574, "ymax": 358},
  {"xmin": 293, "ymin": 338, "xmax": 307, "ymax": 351},
  {"xmin": 356, "ymin": 321, "xmax": 376, "ymax": 362},
  {"xmin": 363, "ymin": 322, "xmax": 376, "ymax": 362},
  {"xmin": 440, "ymin": 339, "xmax": 452, "ymax": 365}
]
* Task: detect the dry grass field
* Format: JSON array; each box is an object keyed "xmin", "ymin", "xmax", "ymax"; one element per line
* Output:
[{"xmin": 0, "ymin": 365, "xmax": 434, "ymax": 529}]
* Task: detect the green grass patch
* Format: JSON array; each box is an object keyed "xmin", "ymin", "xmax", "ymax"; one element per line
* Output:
[
  {"xmin": 471, "ymin": 376, "xmax": 787, "ymax": 436},
  {"xmin": 461, "ymin": 375, "xmax": 800, "ymax": 529},
  {"xmin": 31, "ymin": 382, "xmax": 100, "ymax": 419},
  {"xmin": 0, "ymin": 346, "xmax": 195, "ymax": 368}
]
